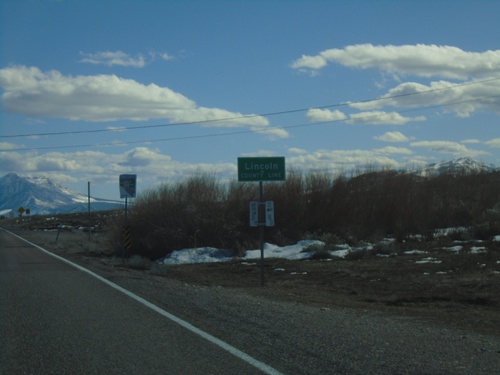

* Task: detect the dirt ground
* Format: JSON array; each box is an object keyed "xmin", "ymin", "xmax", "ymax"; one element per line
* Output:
[{"xmin": 3, "ymin": 213, "xmax": 500, "ymax": 337}]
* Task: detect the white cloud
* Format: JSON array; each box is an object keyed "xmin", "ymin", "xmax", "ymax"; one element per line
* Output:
[
  {"xmin": 252, "ymin": 126, "xmax": 290, "ymax": 140},
  {"xmin": 292, "ymin": 44, "xmax": 500, "ymax": 118},
  {"xmin": 306, "ymin": 108, "xmax": 425, "ymax": 126},
  {"xmin": 0, "ymin": 150, "xmax": 30, "ymax": 170},
  {"xmin": 150, "ymin": 51, "xmax": 175, "ymax": 61},
  {"xmin": 374, "ymin": 131, "xmax": 410, "ymax": 143},
  {"xmin": 349, "ymin": 79, "xmax": 500, "ymax": 117},
  {"xmin": 0, "ymin": 147, "xmax": 237, "ymax": 188},
  {"xmin": 0, "ymin": 66, "xmax": 281, "ymax": 136},
  {"xmin": 460, "ymin": 139, "xmax": 481, "ymax": 144},
  {"xmin": 375, "ymin": 146, "xmax": 412, "ymax": 155},
  {"xmin": 288, "ymin": 148, "xmax": 408, "ymax": 173},
  {"xmin": 291, "ymin": 44, "xmax": 500, "ymax": 80},
  {"xmin": 80, "ymin": 50, "xmax": 175, "ymax": 67},
  {"xmin": 288, "ymin": 147, "xmax": 308, "ymax": 155},
  {"xmin": 486, "ymin": 138, "xmax": 500, "ymax": 148},
  {"xmin": 117, "ymin": 147, "xmax": 166, "ymax": 167},
  {"xmin": 79, "ymin": 51, "xmax": 147, "ymax": 67},
  {"xmin": 410, "ymin": 140, "xmax": 487, "ymax": 157},
  {"xmin": 0, "ymin": 142, "xmax": 22, "ymax": 151},
  {"xmin": 306, "ymin": 108, "xmax": 347, "ymax": 122},
  {"xmin": 290, "ymin": 55, "xmax": 327, "ymax": 70},
  {"xmin": 106, "ymin": 126, "xmax": 127, "ymax": 132},
  {"xmin": 347, "ymin": 111, "xmax": 426, "ymax": 125}
]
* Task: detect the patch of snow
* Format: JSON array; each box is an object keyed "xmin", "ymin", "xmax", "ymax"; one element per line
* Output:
[
  {"xmin": 159, "ymin": 247, "xmax": 233, "ymax": 265},
  {"xmin": 403, "ymin": 250, "xmax": 427, "ymax": 255},
  {"xmin": 381, "ymin": 237, "xmax": 396, "ymax": 244},
  {"xmin": 244, "ymin": 242, "xmax": 313, "ymax": 260},
  {"xmin": 159, "ymin": 241, "xmax": 319, "ymax": 265},
  {"xmin": 0, "ymin": 209, "xmax": 12, "ymax": 216},
  {"xmin": 153, "ymin": 235, "xmax": 490, "ymax": 268},
  {"xmin": 407, "ymin": 234, "xmax": 424, "ymax": 241},
  {"xmin": 445, "ymin": 245, "xmax": 463, "ymax": 253},
  {"xmin": 330, "ymin": 249, "xmax": 350, "ymax": 258},
  {"xmin": 434, "ymin": 227, "xmax": 468, "ymax": 237},
  {"xmin": 376, "ymin": 253, "xmax": 397, "ymax": 258},
  {"xmin": 416, "ymin": 257, "xmax": 442, "ymax": 264},
  {"xmin": 493, "ymin": 235, "xmax": 500, "ymax": 242},
  {"xmin": 470, "ymin": 246, "xmax": 487, "ymax": 254}
]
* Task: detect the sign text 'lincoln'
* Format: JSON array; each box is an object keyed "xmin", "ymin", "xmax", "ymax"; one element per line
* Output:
[{"xmin": 237, "ymin": 157, "xmax": 285, "ymax": 182}]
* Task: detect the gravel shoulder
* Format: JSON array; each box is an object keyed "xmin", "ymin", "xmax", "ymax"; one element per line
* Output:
[{"xmin": 3, "ymin": 226, "xmax": 500, "ymax": 374}]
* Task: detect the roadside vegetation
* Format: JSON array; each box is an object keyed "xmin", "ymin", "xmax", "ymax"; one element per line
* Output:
[
  {"xmin": 113, "ymin": 169, "xmax": 500, "ymax": 261},
  {"xmin": 2, "ymin": 169, "xmax": 499, "ymax": 335}
]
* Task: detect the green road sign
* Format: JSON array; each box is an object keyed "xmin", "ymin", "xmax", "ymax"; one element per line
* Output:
[{"xmin": 238, "ymin": 157, "xmax": 285, "ymax": 181}]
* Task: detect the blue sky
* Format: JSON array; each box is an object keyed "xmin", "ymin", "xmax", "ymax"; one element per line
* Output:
[{"xmin": 1, "ymin": 0, "xmax": 500, "ymax": 200}]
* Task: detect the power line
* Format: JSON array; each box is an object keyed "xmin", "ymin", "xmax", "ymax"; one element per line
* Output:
[
  {"xmin": 1, "ymin": 76, "xmax": 499, "ymax": 139},
  {"xmin": 3, "ymin": 94, "xmax": 499, "ymax": 152}
]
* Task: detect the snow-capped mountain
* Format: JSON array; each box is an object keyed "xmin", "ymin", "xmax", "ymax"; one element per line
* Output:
[
  {"xmin": 416, "ymin": 157, "xmax": 498, "ymax": 176},
  {"xmin": 0, "ymin": 173, "xmax": 122, "ymax": 216}
]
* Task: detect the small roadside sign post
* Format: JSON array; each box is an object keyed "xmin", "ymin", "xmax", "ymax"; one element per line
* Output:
[
  {"xmin": 265, "ymin": 201, "xmax": 274, "ymax": 227},
  {"xmin": 119, "ymin": 174, "xmax": 136, "ymax": 258},
  {"xmin": 120, "ymin": 174, "xmax": 137, "ymax": 221},
  {"xmin": 238, "ymin": 157, "xmax": 285, "ymax": 287},
  {"xmin": 249, "ymin": 201, "xmax": 259, "ymax": 227}
]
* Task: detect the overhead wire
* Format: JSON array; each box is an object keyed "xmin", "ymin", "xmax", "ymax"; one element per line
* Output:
[
  {"xmin": 2, "ymin": 76, "xmax": 500, "ymax": 139},
  {"xmin": 1, "ymin": 76, "xmax": 499, "ymax": 151},
  {"xmin": 4, "ymin": 94, "xmax": 499, "ymax": 152}
]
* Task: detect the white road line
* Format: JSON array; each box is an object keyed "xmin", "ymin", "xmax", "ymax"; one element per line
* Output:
[{"xmin": 3, "ymin": 229, "xmax": 285, "ymax": 375}]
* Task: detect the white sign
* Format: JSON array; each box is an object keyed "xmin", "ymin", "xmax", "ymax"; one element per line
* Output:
[
  {"xmin": 265, "ymin": 201, "xmax": 274, "ymax": 227},
  {"xmin": 249, "ymin": 201, "xmax": 259, "ymax": 227},
  {"xmin": 119, "ymin": 174, "xmax": 137, "ymax": 198}
]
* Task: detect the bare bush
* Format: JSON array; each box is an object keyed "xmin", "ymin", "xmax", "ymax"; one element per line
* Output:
[{"xmin": 110, "ymin": 169, "xmax": 500, "ymax": 260}]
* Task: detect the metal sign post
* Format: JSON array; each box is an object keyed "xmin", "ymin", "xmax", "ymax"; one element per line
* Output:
[
  {"xmin": 87, "ymin": 181, "xmax": 91, "ymax": 253},
  {"xmin": 238, "ymin": 157, "xmax": 284, "ymax": 287},
  {"xmin": 119, "ymin": 174, "xmax": 136, "ymax": 258},
  {"xmin": 259, "ymin": 181, "xmax": 265, "ymax": 287}
]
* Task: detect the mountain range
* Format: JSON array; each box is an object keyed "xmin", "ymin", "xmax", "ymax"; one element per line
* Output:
[
  {"xmin": 416, "ymin": 157, "xmax": 498, "ymax": 176},
  {"xmin": 0, "ymin": 157, "xmax": 498, "ymax": 216},
  {"xmin": 0, "ymin": 173, "xmax": 123, "ymax": 216}
]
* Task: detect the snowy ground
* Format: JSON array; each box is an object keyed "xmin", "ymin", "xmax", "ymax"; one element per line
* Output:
[{"xmin": 158, "ymin": 229, "xmax": 500, "ymax": 270}]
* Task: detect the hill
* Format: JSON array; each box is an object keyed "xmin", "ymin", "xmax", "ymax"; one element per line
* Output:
[
  {"xmin": 416, "ymin": 157, "xmax": 498, "ymax": 176},
  {"xmin": 0, "ymin": 173, "xmax": 122, "ymax": 216}
]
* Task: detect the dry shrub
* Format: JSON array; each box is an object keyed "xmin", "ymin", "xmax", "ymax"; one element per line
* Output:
[{"xmin": 109, "ymin": 169, "xmax": 500, "ymax": 260}]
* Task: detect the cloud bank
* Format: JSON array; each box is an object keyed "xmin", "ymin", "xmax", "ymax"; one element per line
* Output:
[
  {"xmin": 79, "ymin": 50, "xmax": 174, "ymax": 67},
  {"xmin": 294, "ymin": 44, "xmax": 500, "ymax": 120},
  {"xmin": 0, "ymin": 65, "xmax": 285, "ymax": 137},
  {"xmin": 291, "ymin": 44, "xmax": 500, "ymax": 80}
]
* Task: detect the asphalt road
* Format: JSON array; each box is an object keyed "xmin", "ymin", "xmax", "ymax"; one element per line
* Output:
[
  {"xmin": 2, "ymin": 228, "xmax": 500, "ymax": 374},
  {"xmin": 0, "ymin": 229, "xmax": 281, "ymax": 375}
]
